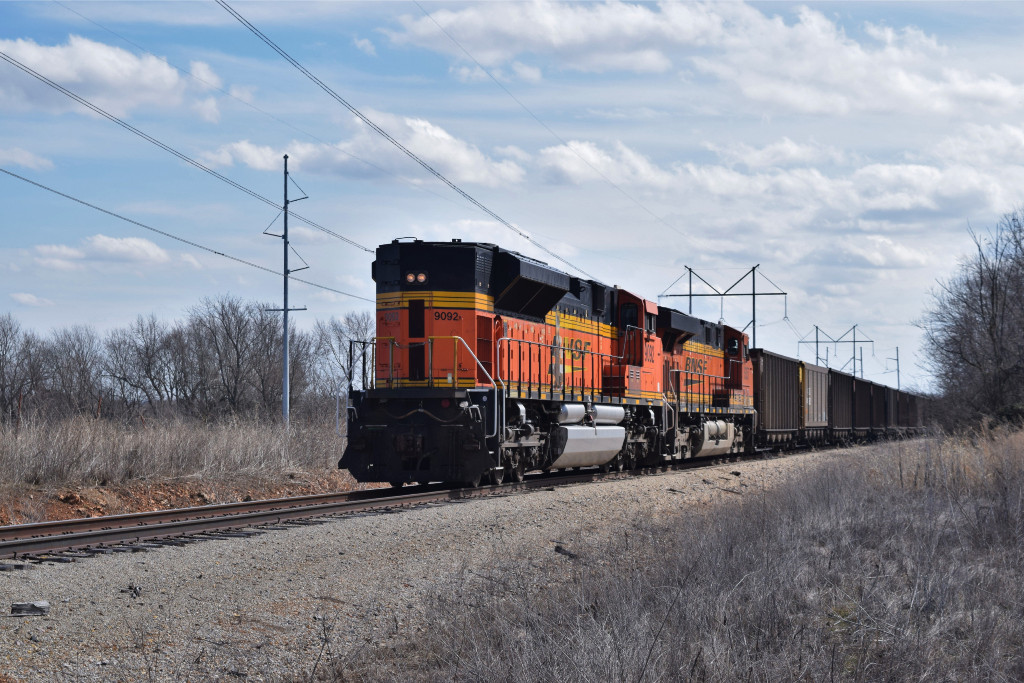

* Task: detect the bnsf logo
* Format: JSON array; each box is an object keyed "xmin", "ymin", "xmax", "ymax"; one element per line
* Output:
[
  {"xmin": 561, "ymin": 338, "xmax": 592, "ymax": 360},
  {"xmin": 684, "ymin": 357, "xmax": 708, "ymax": 374}
]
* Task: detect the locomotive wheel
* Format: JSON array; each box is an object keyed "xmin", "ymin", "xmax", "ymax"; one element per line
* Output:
[
  {"xmin": 510, "ymin": 447, "xmax": 530, "ymax": 482},
  {"xmin": 389, "ymin": 481, "xmax": 404, "ymax": 489},
  {"xmin": 488, "ymin": 467, "xmax": 505, "ymax": 486},
  {"xmin": 459, "ymin": 472, "xmax": 482, "ymax": 488}
]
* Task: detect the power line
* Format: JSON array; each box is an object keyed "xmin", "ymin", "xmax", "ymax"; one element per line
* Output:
[
  {"xmin": 216, "ymin": 0, "xmax": 592, "ymax": 280},
  {"xmin": 414, "ymin": 1, "xmax": 690, "ymax": 242},
  {"xmin": 0, "ymin": 47, "xmax": 372, "ymax": 254},
  {"xmin": 0, "ymin": 167, "xmax": 374, "ymax": 303},
  {"xmin": 50, "ymin": 0, "xmax": 470, "ymax": 214}
]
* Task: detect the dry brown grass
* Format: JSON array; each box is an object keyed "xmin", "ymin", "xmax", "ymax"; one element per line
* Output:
[
  {"xmin": 1, "ymin": 416, "xmax": 345, "ymax": 487},
  {"xmin": 330, "ymin": 433, "xmax": 1024, "ymax": 682},
  {"xmin": 0, "ymin": 417, "xmax": 358, "ymax": 523}
]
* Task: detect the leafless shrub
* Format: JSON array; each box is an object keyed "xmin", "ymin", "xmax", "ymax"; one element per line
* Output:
[{"xmin": 340, "ymin": 436, "xmax": 1024, "ymax": 681}]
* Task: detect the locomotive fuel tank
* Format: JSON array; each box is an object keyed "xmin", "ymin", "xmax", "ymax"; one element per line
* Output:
[{"xmin": 548, "ymin": 424, "xmax": 627, "ymax": 468}]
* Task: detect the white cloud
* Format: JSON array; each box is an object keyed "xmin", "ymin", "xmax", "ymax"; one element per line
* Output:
[
  {"xmin": 931, "ymin": 124, "xmax": 1024, "ymax": 166},
  {"xmin": 584, "ymin": 107, "xmax": 666, "ymax": 121},
  {"xmin": 511, "ymin": 62, "xmax": 542, "ymax": 83},
  {"xmin": 834, "ymin": 235, "xmax": 931, "ymax": 269},
  {"xmin": 86, "ymin": 235, "xmax": 170, "ymax": 264},
  {"xmin": 690, "ymin": 5, "xmax": 1023, "ymax": 115},
  {"xmin": 35, "ymin": 243, "xmax": 86, "ymax": 270},
  {"xmin": 10, "ymin": 292, "xmax": 54, "ymax": 307},
  {"xmin": 34, "ymin": 235, "xmax": 169, "ymax": 270},
  {"xmin": 192, "ymin": 96, "xmax": 220, "ymax": 123},
  {"xmin": 707, "ymin": 138, "xmax": 846, "ymax": 168},
  {"xmin": 0, "ymin": 35, "xmax": 224, "ymax": 118},
  {"xmin": 33, "ymin": 2, "xmax": 364, "ymax": 27},
  {"xmin": 202, "ymin": 139, "xmax": 279, "ymax": 171},
  {"xmin": 389, "ymin": 1, "xmax": 700, "ymax": 74},
  {"xmin": 538, "ymin": 140, "xmax": 674, "ymax": 187},
  {"xmin": 390, "ymin": 2, "xmax": 1024, "ymax": 114},
  {"xmin": 181, "ymin": 254, "xmax": 202, "ymax": 269},
  {"xmin": 203, "ymin": 112, "xmax": 525, "ymax": 187},
  {"xmin": 0, "ymin": 147, "xmax": 53, "ymax": 170},
  {"xmin": 494, "ymin": 145, "xmax": 532, "ymax": 163},
  {"xmin": 451, "ymin": 64, "xmax": 489, "ymax": 83},
  {"xmin": 189, "ymin": 61, "xmax": 222, "ymax": 91},
  {"xmin": 291, "ymin": 226, "xmax": 335, "ymax": 244},
  {"xmin": 228, "ymin": 85, "xmax": 255, "ymax": 103},
  {"xmin": 353, "ymin": 37, "xmax": 376, "ymax": 57}
]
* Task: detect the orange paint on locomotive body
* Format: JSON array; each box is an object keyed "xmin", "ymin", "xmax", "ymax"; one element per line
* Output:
[{"xmin": 373, "ymin": 287, "xmax": 753, "ymax": 414}]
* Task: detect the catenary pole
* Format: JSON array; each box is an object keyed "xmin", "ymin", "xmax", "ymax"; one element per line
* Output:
[
  {"xmin": 283, "ymin": 155, "xmax": 290, "ymax": 426},
  {"xmin": 270, "ymin": 154, "xmax": 307, "ymax": 426}
]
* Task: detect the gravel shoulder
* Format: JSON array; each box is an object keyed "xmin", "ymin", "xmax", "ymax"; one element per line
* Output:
[{"xmin": 0, "ymin": 447, "xmax": 879, "ymax": 681}]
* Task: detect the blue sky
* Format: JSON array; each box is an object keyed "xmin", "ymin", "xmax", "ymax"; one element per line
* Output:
[{"xmin": 3, "ymin": 1, "xmax": 1024, "ymax": 392}]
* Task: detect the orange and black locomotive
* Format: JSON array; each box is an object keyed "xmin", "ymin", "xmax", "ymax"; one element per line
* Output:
[{"xmin": 340, "ymin": 239, "xmax": 756, "ymax": 487}]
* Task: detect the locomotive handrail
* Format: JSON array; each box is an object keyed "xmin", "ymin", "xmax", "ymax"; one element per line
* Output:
[
  {"xmin": 426, "ymin": 335, "xmax": 502, "ymax": 440},
  {"xmin": 345, "ymin": 338, "xmax": 377, "ymax": 393},
  {"xmin": 495, "ymin": 336, "xmax": 630, "ymax": 401},
  {"xmin": 669, "ymin": 354, "xmax": 744, "ymax": 410},
  {"xmin": 358, "ymin": 335, "xmax": 502, "ymax": 440}
]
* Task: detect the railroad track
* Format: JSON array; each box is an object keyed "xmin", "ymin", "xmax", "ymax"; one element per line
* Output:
[
  {"xmin": 0, "ymin": 440, "xmax": 851, "ymax": 565},
  {"xmin": 0, "ymin": 468, "xmax": 633, "ymax": 562}
]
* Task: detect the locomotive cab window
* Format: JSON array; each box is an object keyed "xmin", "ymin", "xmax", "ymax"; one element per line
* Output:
[
  {"xmin": 727, "ymin": 338, "xmax": 740, "ymax": 356},
  {"xmin": 645, "ymin": 312, "xmax": 657, "ymax": 333},
  {"xmin": 620, "ymin": 303, "xmax": 638, "ymax": 329}
]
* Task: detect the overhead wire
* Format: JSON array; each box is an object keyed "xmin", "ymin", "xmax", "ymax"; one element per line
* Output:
[
  {"xmin": 0, "ymin": 48, "xmax": 372, "ymax": 254},
  {"xmin": 215, "ymin": 0, "xmax": 592, "ymax": 280},
  {"xmin": 0, "ymin": 167, "xmax": 374, "ymax": 303},
  {"xmin": 52, "ymin": 0, "xmax": 472, "ymax": 214}
]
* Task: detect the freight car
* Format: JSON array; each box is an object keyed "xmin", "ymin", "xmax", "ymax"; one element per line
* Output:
[{"xmin": 339, "ymin": 239, "xmax": 926, "ymax": 487}]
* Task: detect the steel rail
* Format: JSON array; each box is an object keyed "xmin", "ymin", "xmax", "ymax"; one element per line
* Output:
[
  {"xmin": 0, "ymin": 488, "xmax": 390, "ymax": 542},
  {"xmin": 0, "ymin": 470, "xmax": 621, "ymax": 560}
]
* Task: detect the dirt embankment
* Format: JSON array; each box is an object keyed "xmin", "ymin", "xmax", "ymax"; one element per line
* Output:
[{"xmin": 0, "ymin": 470, "xmax": 374, "ymax": 526}]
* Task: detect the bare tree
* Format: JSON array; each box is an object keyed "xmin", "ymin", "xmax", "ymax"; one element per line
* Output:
[
  {"xmin": 164, "ymin": 319, "xmax": 216, "ymax": 416},
  {"xmin": 189, "ymin": 296, "xmax": 258, "ymax": 414},
  {"xmin": 313, "ymin": 311, "xmax": 375, "ymax": 395},
  {"xmin": 249, "ymin": 304, "xmax": 283, "ymax": 415},
  {"xmin": 920, "ymin": 208, "xmax": 1024, "ymax": 425},
  {"xmin": 104, "ymin": 315, "xmax": 177, "ymax": 417},
  {"xmin": 0, "ymin": 314, "xmax": 37, "ymax": 422},
  {"xmin": 0, "ymin": 299, "xmax": 373, "ymax": 423},
  {"xmin": 45, "ymin": 324, "xmax": 106, "ymax": 417}
]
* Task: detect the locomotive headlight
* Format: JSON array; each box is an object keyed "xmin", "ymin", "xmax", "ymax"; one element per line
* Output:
[
  {"xmin": 416, "ymin": 272, "xmax": 427, "ymax": 283},
  {"xmin": 405, "ymin": 273, "xmax": 415, "ymax": 283}
]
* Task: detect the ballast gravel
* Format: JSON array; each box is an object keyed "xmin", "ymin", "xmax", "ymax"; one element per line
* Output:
[{"xmin": 0, "ymin": 447, "xmax": 877, "ymax": 681}]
